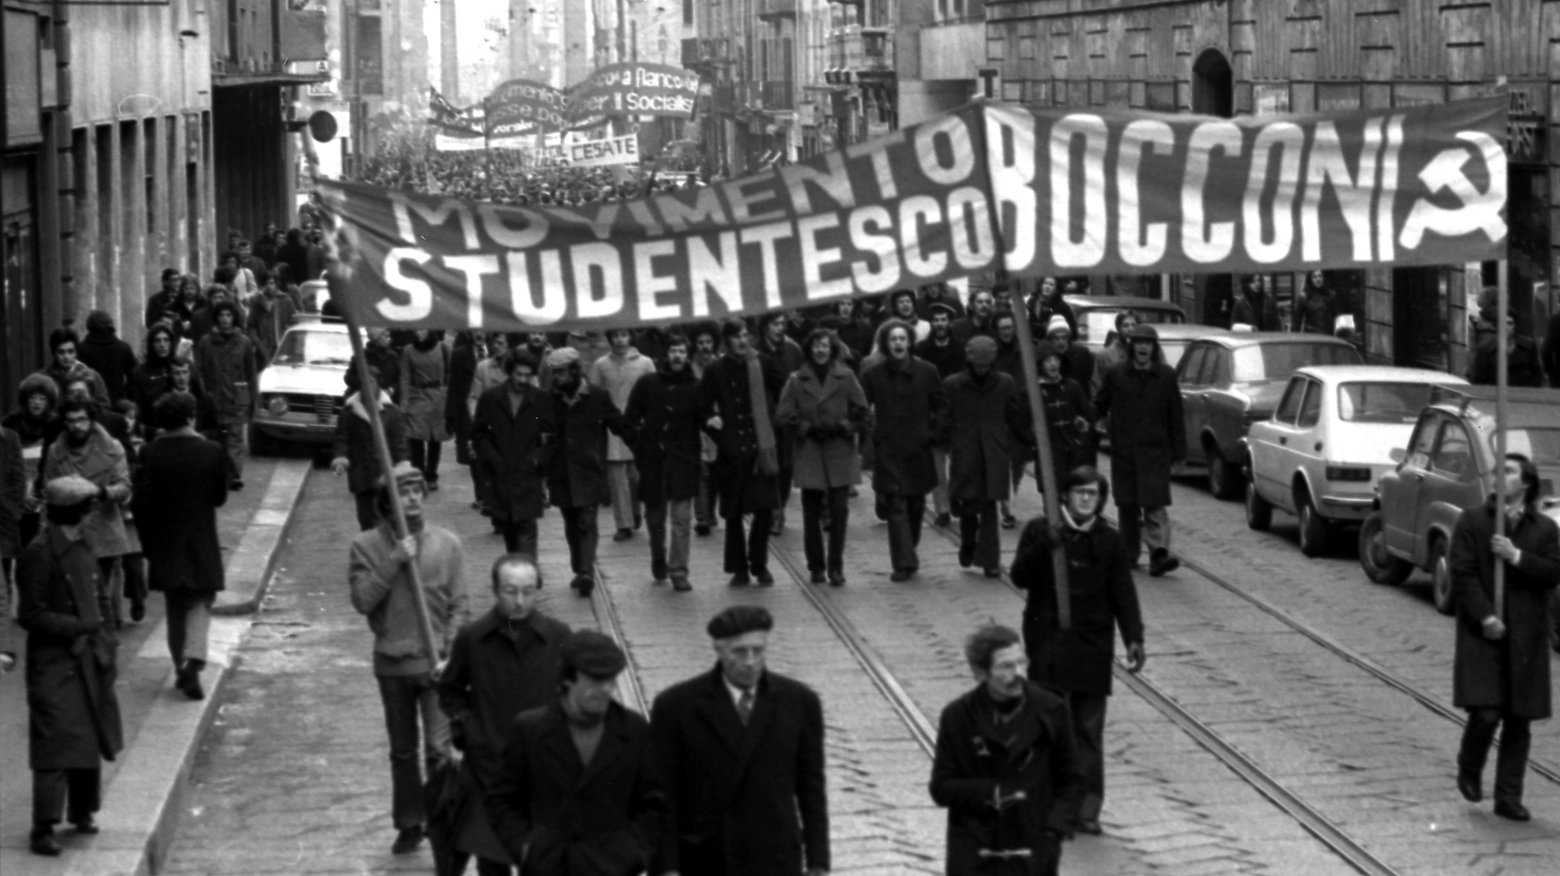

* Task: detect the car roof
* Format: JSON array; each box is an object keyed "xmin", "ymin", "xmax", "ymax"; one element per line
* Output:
[
  {"xmin": 284, "ymin": 318, "xmax": 349, "ymax": 333},
  {"xmin": 1186, "ymin": 332, "xmax": 1354, "ymax": 350},
  {"xmin": 1063, "ymin": 295, "xmax": 1184, "ymax": 313},
  {"xmin": 1292, "ymin": 365, "xmax": 1467, "ymax": 384},
  {"xmin": 1151, "ymin": 324, "xmax": 1230, "ymax": 341}
]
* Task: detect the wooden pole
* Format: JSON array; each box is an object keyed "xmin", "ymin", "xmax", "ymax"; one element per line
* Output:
[
  {"xmin": 1494, "ymin": 260, "xmax": 1509, "ymax": 619},
  {"xmin": 342, "ymin": 312, "xmax": 441, "ymax": 674}
]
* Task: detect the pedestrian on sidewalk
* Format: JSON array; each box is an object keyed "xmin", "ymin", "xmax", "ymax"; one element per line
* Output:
[
  {"xmin": 622, "ymin": 333, "xmax": 702, "ymax": 591},
  {"xmin": 945, "ymin": 336, "xmax": 1028, "ymax": 578},
  {"xmin": 1451, "ymin": 453, "xmax": 1560, "ymax": 822},
  {"xmin": 1, "ymin": 423, "xmax": 24, "ymax": 668},
  {"xmin": 698, "ymin": 319, "xmax": 786, "ymax": 587},
  {"xmin": 31, "ymin": 328, "xmax": 110, "ymax": 410},
  {"xmin": 134, "ymin": 392, "xmax": 229, "ymax": 700},
  {"xmin": 545, "ymin": 348, "xmax": 627, "ymax": 596},
  {"xmin": 862, "ymin": 320, "xmax": 947, "ymax": 581},
  {"xmin": 1093, "ymin": 324, "xmax": 1185, "ymax": 576},
  {"xmin": 651, "ymin": 606, "xmax": 830, "ymax": 876},
  {"xmin": 111, "ymin": 399, "xmax": 149, "ymax": 624},
  {"xmin": 777, "ymin": 329, "xmax": 868, "ymax": 587},
  {"xmin": 437, "ymin": 553, "xmax": 569, "ymax": 876},
  {"xmin": 588, "ymin": 328, "xmax": 655, "ymax": 543},
  {"xmin": 332, "ymin": 365, "xmax": 411, "ymax": 531},
  {"xmin": 485, "ymin": 630, "xmax": 666, "ymax": 874},
  {"xmin": 77, "ymin": 311, "xmax": 139, "ymax": 405},
  {"xmin": 41, "ymin": 398, "xmax": 133, "ymax": 628},
  {"xmin": 930, "ymin": 624, "xmax": 1084, "ymax": 876},
  {"xmin": 470, "ymin": 350, "xmax": 554, "ymax": 556},
  {"xmin": 400, "ymin": 330, "xmax": 451, "ymax": 490},
  {"xmin": 1010, "ymin": 466, "xmax": 1145, "ymax": 835},
  {"xmin": 192, "ymin": 300, "xmax": 258, "ymax": 490},
  {"xmin": 348, "ymin": 462, "xmax": 470, "ymax": 855},
  {"xmin": 17, "ymin": 474, "xmax": 125, "ymax": 857}
]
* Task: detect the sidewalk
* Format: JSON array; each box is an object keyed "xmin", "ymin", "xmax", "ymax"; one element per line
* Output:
[{"xmin": 0, "ymin": 454, "xmax": 311, "ymax": 876}]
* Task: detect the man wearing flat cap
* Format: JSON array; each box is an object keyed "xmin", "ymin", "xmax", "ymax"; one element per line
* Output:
[
  {"xmin": 17, "ymin": 475, "xmax": 124, "ymax": 856},
  {"xmin": 486, "ymin": 629, "xmax": 666, "ymax": 875},
  {"xmin": 945, "ymin": 336, "xmax": 1030, "ymax": 578},
  {"xmin": 545, "ymin": 346, "xmax": 630, "ymax": 595},
  {"xmin": 349, "ymin": 461, "xmax": 471, "ymax": 855},
  {"xmin": 651, "ymin": 606, "xmax": 829, "ymax": 876}
]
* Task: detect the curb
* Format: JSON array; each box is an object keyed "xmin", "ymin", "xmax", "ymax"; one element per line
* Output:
[{"xmin": 4, "ymin": 459, "xmax": 313, "ymax": 876}]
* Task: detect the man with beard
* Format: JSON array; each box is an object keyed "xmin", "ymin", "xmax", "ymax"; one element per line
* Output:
[
  {"xmin": 624, "ymin": 334, "xmax": 702, "ymax": 591},
  {"xmin": 77, "ymin": 312, "xmax": 138, "ymax": 405},
  {"xmin": 589, "ymin": 329, "xmax": 656, "ymax": 542},
  {"xmin": 945, "ymin": 336, "xmax": 1028, "ymax": 577},
  {"xmin": 1094, "ymin": 325, "xmax": 1185, "ymax": 576},
  {"xmin": 438, "ymin": 554, "xmax": 570, "ymax": 875},
  {"xmin": 41, "ymin": 400, "xmax": 133, "ymax": 627},
  {"xmin": 651, "ymin": 606, "xmax": 829, "ymax": 876},
  {"xmin": 754, "ymin": 312, "xmax": 802, "ymax": 535},
  {"xmin": 863, "ymin": 320, "xmax": 947, "ymax": 581},
  {"xmin": 485, "ymin": 630, "xmax": 665, "ymax": 874},
  {"xmin": 914, "ymin": 302, "xmax": 967, "ymax": 380},
  {"xmin": 930, "ymin": 625, "xmax": 1083, "ymax": 876},
  {"xmin": 688, "ymin": 323, "xmax": 722, "ymax": 537},
  {"xmin": 952, "ymin": 289, "xmax": 998, "ymax": 345},
  {"xmin": 1011, "ymin": 467, "xmax": 1145, "ymax": 836},
  {"xmin": 192, "ymin": 300, "xmax": 258, "ymax": 489},
  {"xmin": 18, "ymin": 475, "xmax": 125, "ymax": 857},
  {"xmin": 545, "ymin": 348, "xmax": 629, "ymax": 596},
  {"xmin": 471, "ymin": 350, "xmax": 554, "ymax": 556},
  {"xmin": 698, "ymin": 320, "xmax": 786, "ymax": 587},
  {"xmin": 31, "ymin": 329, "xmax": 110, "ymax": 410}
]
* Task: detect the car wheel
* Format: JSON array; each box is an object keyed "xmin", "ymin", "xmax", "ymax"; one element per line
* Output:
[
  {"xmin": 1430, "ymin": 537, "xmax": 1455, "ymax": 615},
  {"xmin": 1207, "ymin": 449, "xmax": 1243, "ymax": 500},
  {"xmin": 1296, "ymin": 488, "xmax": 1331, "ymax": 557},
  {"xmin": 1358, "ymin": 512, "xmax": 1412, "ymax": 585},
  {"xmin": 1245, "ymin": 477, "xmax": 1273, "ymax": 532}
]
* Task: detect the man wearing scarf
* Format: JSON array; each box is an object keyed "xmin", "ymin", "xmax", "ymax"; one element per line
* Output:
[
  {"xmin": 697, "ymin": 319, "xmax": 786, "ymax": 587},
  {"xmin": 1011, "ymin": 467, "xmax": 1145, "ymax": 836},
  {"xmin": 545, "ymin": 348, "xmax": 629, "ymax": 596}
]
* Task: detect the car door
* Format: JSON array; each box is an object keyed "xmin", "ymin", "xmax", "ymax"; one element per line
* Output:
[
  {"xmin": 1252, "ymin": 375, "xmax": 1307, "ymax": 505},
  {"xmin": 1177, "ymin": 344, "xmax": 1211, "ymax": 465},
  {"xmin": 1381, "ymin": 413, "xmax": 1440, "ymax": 554},
  {"xmin": 1288, "ymin": 378, "xmax": 1327, "ymax": 509},
  {"xmin": 1264, "ymin": 377, "xmax": 1322, "ymax": 514},
  {"xmin": 1416, "ymin": 417, "xmax": 1478, "ymax": 561}
]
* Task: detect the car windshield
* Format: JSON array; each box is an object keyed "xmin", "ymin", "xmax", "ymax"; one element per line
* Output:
[
  {"xmin": 1231, "ymin": 342, "xmax": 1362, "ymax": 382},
  {"xmin": 273, "ymin": 330, "xmax": 353, "ymax": 366},
  {"xmin": 1336, "ymin": 382, "xmax": 1439, "ymax": 424},
  {"xmin": 1494, "ymin": 428, "xmax": 1560, "ymax": 468}
]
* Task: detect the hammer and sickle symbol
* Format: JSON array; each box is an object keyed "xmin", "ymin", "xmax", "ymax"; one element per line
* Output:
[{"xmin": 1399, "ymin": 131, "xmax": 1508, "ymax": 249}]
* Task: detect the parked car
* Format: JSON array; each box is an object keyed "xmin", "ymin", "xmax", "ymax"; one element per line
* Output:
[
  {"xmin": 1177, "ymin": 333, "xmax": 1364, "ymax": 498},
  {"xmin": 1065, "ymin": 295, "xmax": 1185, "ymax": 355},
  {"xmin": 1244, "ymin": 366, "xmax": 1467, "ymax": 556},
  {"xmin": 250, "ymin": 318, "xmax": 356, "ymax": 453},
  {"xmin": 1145, "ymin": 324, "xmax": 1230, "ymax": 370},
  {"xmin": 1357, "ymin": 385, "xmax": 1560, "ymax": 613}
]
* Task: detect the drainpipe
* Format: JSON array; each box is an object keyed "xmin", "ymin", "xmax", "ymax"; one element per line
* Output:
[{"xmin": 52, "ymin": 0, "xmax": 76, "ymax": 326}]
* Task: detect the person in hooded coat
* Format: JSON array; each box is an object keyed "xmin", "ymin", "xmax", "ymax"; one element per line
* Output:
[
  {"xmin": 399, "ymin": 330, "xmax": 450, "ymax": 490},
  {"xmin": 76, "ymin": 312, "xmax": 138, "ymax": 405},
  {"xmin": 1033, "ymin": 341, "xmax": 1097, "ymax": 493},
  {"xmin": 3, "ymin": 375, "xmax": 57, "ymax": 552},
  {"xmin": 623, "ymin": 333, "xmax": 704, "ymax": 590}
]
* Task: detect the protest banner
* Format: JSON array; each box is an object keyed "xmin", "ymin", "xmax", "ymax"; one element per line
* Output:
[
  {"xmin": 564, "ymin": 62, "xmax": 700, "ymax": 122},
  {"xmin": 487, "ymin": 78, "xmax": 569, "ymax": 135},
  {"xmin": 323, "ymin": 97, "xmax": 1507, "ymax": 334}
]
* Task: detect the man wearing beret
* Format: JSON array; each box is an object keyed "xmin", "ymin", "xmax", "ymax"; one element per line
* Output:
[
  {"xmin": 486, "ymin": 630, "xmax": 666, "ymax": 875},
  {"xmin": 651, "ymin": 606, "xmax": 830, "ymax": 876},
  {"xmin": 945, "ymin": 336, "xmax": 1030, "ymax": 577},
  {"xmin": 17, "ymin": 475, "xmax": 124, "ymax": 856},
  {"xmin": 349, "ymin": 461, "xmax": 471, "ymax": 855}
]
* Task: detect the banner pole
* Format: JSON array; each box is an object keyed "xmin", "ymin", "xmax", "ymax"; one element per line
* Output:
[
  {"xmin": 975, "ymin": 100, "xmax": 1071, "ymax": 629},
  {"xmin": 342, "ymin": 311, "xmax": 441, "ymax": 676},
  {"xmin": 1494, "ymin": 259, "xmax": 1509, "ymax": 619}
]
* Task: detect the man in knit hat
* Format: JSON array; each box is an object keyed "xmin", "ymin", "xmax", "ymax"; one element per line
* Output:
[
  {"xmin": 349, "ymin": 460, "xmax": 471, "ymax": 855},
  {"xmin": 1045, "ymin": 314, "xmax": 1096, "ymax": 389},
  {"xmin": 945, "ymin": 336, "xmax": 1028, "ymax": 577}
]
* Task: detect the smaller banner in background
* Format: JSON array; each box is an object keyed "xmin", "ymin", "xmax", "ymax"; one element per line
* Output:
[{"xmin": 565, "ymin": 63, "xmax": 699, "ymax": 121}]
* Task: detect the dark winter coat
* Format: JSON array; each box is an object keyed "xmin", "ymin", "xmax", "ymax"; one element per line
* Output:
[
  {"xmin": 697, "ymin": 353, "xmax": 787, "ymax": 515},
  {"xmin": 128, "ymin": 353, "xmax": 204, "ymax": 415},
  {"xmin": 193, "ymin": 329, "xmax": 259, "ymax": 420},
  {"xmin": 134, "ymin": 433, "xmax": 229, "ymax": 593},
  {"xmin": 78, "ymin": 329, "xmax": 139, "ymax": 404},
  {"xmin": 930, "ymin": 682, "xmax": 1084, "ymax": 875},
  {"xmin": 486, "ymin": 700, "xmax": 666, "ymax": 876},
  {"xmin": 0, "ymin": 426, "xmax": 23, "ymax": 559},
  {"xmin": 1231, "ymin": 290, "xmax": 1282, "ymax": 332},
  {"xmin": 914, "ymin": 335, "xmax": 967, "ymax": 378},
  {"xmin": 776, "ymin": 360, "xmax": 869, "ymax": 491},
  {"xmin": 471, "ymin": 383, "xmax": 554, "ymax": 523},
  {"xmin": 1055, "ymin": 343, "xmax": 1095, "ymax": 389},
  {"xmin": 651, "ymin": 666, "xmax": 830, "ymax": 876},
  {"xmin": 1467, "ymin": 337, "xmax": 1545, "ymax": 388},
  {"xmin": 860, "ymin": 356, "xmax": 947, "ymax": 497},
  {"xmin": 1450, "ymin": 501, "xmax": 1560, "ymax": 718},
  {"xmin": 623, "ymin": 363, "xmax": 703, "ymax": 505},
  {"xmin": 18, "ymin": 526, "xmax": 124, "ymax": 769},
  {"xmin": 1012, "ymin": 517, "xmax": 1144, "ymax": 696},
  {"xmin": 332, "ymin": 392, "xmax": 411, "ymax": 496},
  {"xmin": 756, "ymin": 334, "xmax": 804, "ymax": 471},
  {"xmin": 1038, "ymin": 377, "xmax": 1096, "ymax": 487},
  {"xmin": 547, "ymin": 385, "xmax": 626, "ymax": 509},
  {"xmin": 446, "ymin": 336, "xmax": 481, "ymax": 464},
  {"xmin": 1094, "ymin": 360, "xmax": 1185, "ymax": 509},
  {"xmin": 945, "ymin": 368, "xmax": 1029, "ymax": 503}
]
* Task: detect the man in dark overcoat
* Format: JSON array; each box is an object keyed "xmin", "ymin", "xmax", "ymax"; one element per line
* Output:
[
  {"xmin": 18, "ymin": 475, "xmax": 125, "ymax": 856},
  {"xmin": 754, "ymin": 312, "xmax": 804, "ymax": 535},
  {"xmin": 1010, "ymin": 467, "xmax": 1145, "ymax": 835},
  {"xmin": 697, "ymin": 319, "xmax": 787, "ymax": 587},
  {"xmin": 651, "ymin": 606, "xmax": 829, "ymax": 876},
  {"xmin": 545, "ymin": 347, "xmax": 628, "ymax": 596},
  {"xmin": 438, "ymin": 554, "xmax": 570, "ymax": 875},
  {"xmin": 945, "ymin": 336, "xmax": 1029, "ymax": 577},
  {"xmin": 486, "ymin": 631, "xmax": 665, "ymax": 876},
  {"xmin": 930, "ymin": 625, "xmax": 1084, "ymax": 876},
  {"xmin": 134, "ymin": 392, "xmax": 229, "ymax": 700},
  {"xmin": 470, "ymin": 350, "xmax": 555, "ymax": 557},
  {"xmin": 863, "ymin": 319, "xmax": 948, "ymax": 580},
  {"xmin": 1450, "ymin": 454, "xmax": 1560, "ymax": 821},
  {"xmin": 332, "ymin": 365, "xmax": 411, "ymax": 531},
  {"xmin": 623, "ymin": 333, "xmax": 703, "ymax": 591},
  {"xmin": 1093, "ymin": 324, "xmax": 1185, "ymax": 576}
]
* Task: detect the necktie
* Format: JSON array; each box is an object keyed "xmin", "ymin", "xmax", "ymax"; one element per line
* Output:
[{"xmin": 737, "ymin": 689, "xmax": 754, "ymax": 726}]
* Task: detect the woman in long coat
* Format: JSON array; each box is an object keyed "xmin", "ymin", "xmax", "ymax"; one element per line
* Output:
[
  {"xmin": 399, "ymin": 330, "xmax": 450, "ymax": 489},
  {"xmin": 776, "ymin": 330, "xmax": 868, "ymax": 585}
]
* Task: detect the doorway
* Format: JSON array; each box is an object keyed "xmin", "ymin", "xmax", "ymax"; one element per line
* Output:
[{"xmin": 1188, "ymin": 49, "xmax": 1234, "ymax": 325}]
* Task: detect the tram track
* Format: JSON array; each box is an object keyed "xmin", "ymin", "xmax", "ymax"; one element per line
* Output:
[{"xmin": 588, "ymin": 567, "xmax": 651, "ymax": 715}]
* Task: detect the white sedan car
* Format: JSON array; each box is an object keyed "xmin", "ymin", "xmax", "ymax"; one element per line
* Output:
[
  {"xmin": 1244, "ymin": 365, "xmax": 1467, "ymax": 556},
  {"xmin": 250, "ymin": 319, "xmax": 358, "ymax": 453}
]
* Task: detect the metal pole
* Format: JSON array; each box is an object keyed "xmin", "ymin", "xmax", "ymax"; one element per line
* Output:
[{"xmin": 1494, "ymin": 259, "xmax": 1508, "ymax": 619}]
